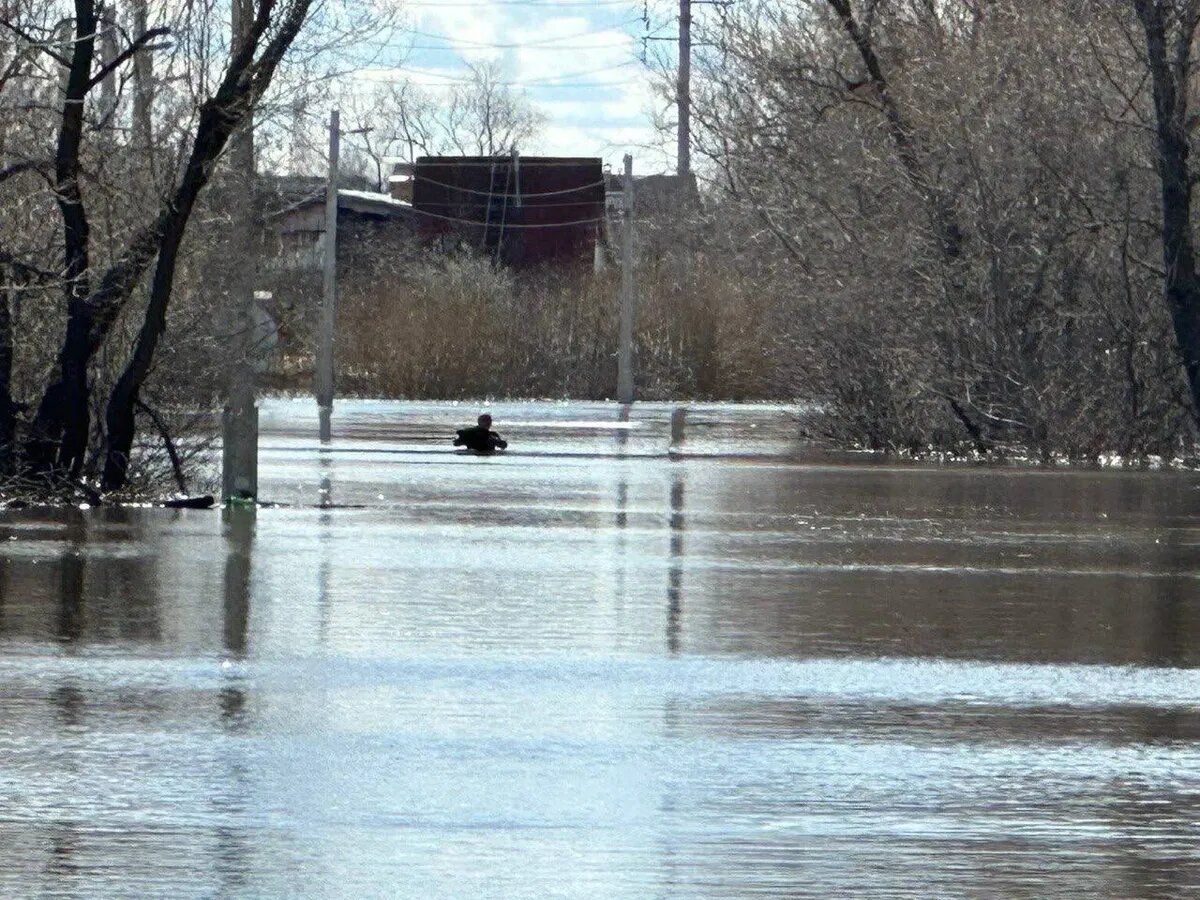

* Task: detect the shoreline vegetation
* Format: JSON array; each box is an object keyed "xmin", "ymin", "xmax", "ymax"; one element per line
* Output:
[
  {"xmin": 7, "ymin": 5, "xmax": 1200, "ymax": 501},
  {"xmin": 3, "ymin": 396, "xmax": 1199, "ymax": 512}
]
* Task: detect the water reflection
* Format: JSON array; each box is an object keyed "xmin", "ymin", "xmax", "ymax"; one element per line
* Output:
[
  {"xmin": 212, "ymin": 704, "xmax": 251, "ymax": 891},
  {"xmin": 318, "ymin": 451, "xmax": 334, "ymax": 510},
  {"xmin": 213, "ymin": 823, "xmax": 249, "ymax": 896},
  {"xmin": 221, "ymin": 508, "xmax": 253, "ymax": 658},
  {"xmin": 217, "ymin": 510, "xmax": 253, "ymax": 890},
  {"xmin": 1149, "ymin": 529, "xmax": 1190, "ymax": 667},
  {"xmin": 612, "ymin": 467, "xmax": 629, "ymax": 635},
  {"xmin": 50, "ymin": 682, "xmax": 85, "ymax": 729},
  {"xmin": 0, "ymin": 556, "xmax": 9, "ymax": 633},
  {"xmin": 692, "ymin": 465, "xmax": 1200, "ymax": 666},
  {"xmin": 99, "ymin": 507, "xmax": 161, "ymax": 643},
  {"xmin": 218, "ymin": 685, "xmax": 247, "ymax": 725},
  {"xmin": 47, "ymin": 819, "xmax": 80, "ymax": 877},
  {"xmin": 0, "ymin": 401, "xmax": 1196, "ymax": 898},
  {"xmin": 667, "ymin": 471, "xmax": 685, "ymax": 655},
  {"xmin": 315, "ymin": 455, "xmax": 335, "ymax": 645},
  {"xmin": 669, "ymin": 406, "xmax": 686, "ymax": 454},
  {"xmin": 616, "ymin": 403, "xmax": 631, "ymax": 456},
  {"xmin": 56, "ymin": 514, "xmax": 86, "ymax": 644}
]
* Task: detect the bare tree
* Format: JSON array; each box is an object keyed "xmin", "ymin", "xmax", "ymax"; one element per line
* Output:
[
  {"xmin": 661, "ymin": 0, "xmax": 1194, "ymax": 458},
  {"xmin": 98, "ymin": 0, "xmax": 318, "ymax": 490},
  {"xmin": 339, "ymin": 82, "xmax": 434, "ymax": 188},
  {"xmin": 0, "ymin": 0, "xmax": 398, "ymax": 494},
  {"xmin": 1129, "ymin": 0, "xmax": 1200, "ymax": 423},
  {"xmin": 3, "ymin": 0, "xmax": 314, "ymax": 483},
  {"xmin": 340, "ymin": 60, "xmax": 544, "ymax": 183},
  {"xmin": 441, "ymin": 60, "xmax": 543, "ymax": 157}
]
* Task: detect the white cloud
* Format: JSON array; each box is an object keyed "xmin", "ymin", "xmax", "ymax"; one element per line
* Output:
[
  {"xmin": 417, "ymin": 0, "xmax": 507, "ymax": 62},
  {"xmin": 532, "ymin": 121, "xmax": 670, "ymax": 174},
  {"xmin": 345, "ymin": 1, "xmax": 678, "ymax": 172}
]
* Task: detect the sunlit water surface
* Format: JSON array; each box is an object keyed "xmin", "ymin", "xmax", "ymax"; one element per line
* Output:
[{"xmin": 2, "ymin": 399, "xmax": 1199, "ymax": 898}]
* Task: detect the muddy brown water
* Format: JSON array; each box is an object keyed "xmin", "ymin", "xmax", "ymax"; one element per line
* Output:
[{"xmin": 1, "ymin": 400, "xmax": 1198, "ymax": 898}]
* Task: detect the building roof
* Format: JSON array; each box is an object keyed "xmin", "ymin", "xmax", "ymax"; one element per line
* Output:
[
  {"xmin": 259, "ymin": 173, "xmax": 375, "ymax": 211},
  {"xmin": 267, "ymin": 188, "xmax": 415, "ymax": 223},
  {"xmin": 337, "ymin": 189, "xmax": 413, "ymax": 217},
  {"xmin": 604, "ymin": 172, "xmax": 700, "ymax": 214}
]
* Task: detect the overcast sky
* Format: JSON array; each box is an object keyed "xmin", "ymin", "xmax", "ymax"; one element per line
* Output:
[{"xmin": 368, "ymin": 0, "xmax": 681, "ymax": 174}]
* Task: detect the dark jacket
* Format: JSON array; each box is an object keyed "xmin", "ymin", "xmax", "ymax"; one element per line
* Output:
[{"xmin": 453, "ymin": 425, "xmax": 508, "ymax": 453}]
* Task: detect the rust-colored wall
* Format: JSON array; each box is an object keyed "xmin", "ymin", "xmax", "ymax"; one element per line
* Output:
[{"xmin": 413, "ymin": 156, "xmax": 604, "ymax": 268}]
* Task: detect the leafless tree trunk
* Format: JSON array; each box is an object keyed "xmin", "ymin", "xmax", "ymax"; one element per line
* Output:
[
  {"xmin": 0, "ymin": 269, "xmax": 14, "ymax": 473},
  {"xmin": 26, "ymin": 0, "xmax": 102, "ymax": 478},
  {"xmin": 825, "ymin": 0, "xmax": 965, "ymax": 259},
  {"xmin": 23, "ymin": 0, "xmax": 170, "ymax": 477},
  {"xmin": 1132, "ymin": 0, "xmax": 1200, "ymax": 422},
  {"xmin": 101, "ymin": 0, "xmax": 313, "ymax": 491}
]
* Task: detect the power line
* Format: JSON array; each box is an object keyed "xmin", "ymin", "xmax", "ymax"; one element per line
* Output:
[
  {"xmin": 409, "ymin": 159, "xmax": 613, "ymax": 167},
  {"xmin": 347, "ymin": 19, "xmax": 671, "ymax": 56},
  {"xmin": 408, "ymin": 206, "xmax": 606, "ymax": 227},
  {"xmin": 409, "ymin": 173, "xmax": 609, "ymax": 196},
  {"xmin": 405, "ymin": 20, "xmax": 641, "ymax": 49},
  {"xmin": 357, "ymin": 60, "xmax": 639, "ymax": 86},
  {"xmin": 406, "ymin": 42, "xmax": 634, "ymax": 51},
  {"xmin": 403, "ymin": 79, "xmax": 638, "ymax": 89},
  {"xmin": 404, "ymin": 0, "xmax": 646, "ymax": 6},
  {"xmin": 408, "ymin": 199, "xmax": 600, "ymax": 208}
]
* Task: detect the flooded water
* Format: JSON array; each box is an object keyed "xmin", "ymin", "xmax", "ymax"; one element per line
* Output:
[{"xmin": 2, "ymin": 399, "xmax": 1200, "ymax": 898}]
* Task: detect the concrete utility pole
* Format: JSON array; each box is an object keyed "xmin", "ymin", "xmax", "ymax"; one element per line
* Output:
[
  {"xmin": 678, "ymin": 0, "xmax": 691, "ymax": 176},
  {"xmin": 131, "ymin": 0, "xmax": 153, "ymax": 150},
  {"xmin": 98, "ymin": 12, "xmax": 118, "ymax": 125},
  {"xmin": 317, "ymin": 108, "xmax": 340, "ymax": 443},
  {"xmin": 618, "ymin": 154, "xmax": 635, "ymax": 404},
  {"xmin": 222, "ymin": 0, "xmax": 259, "ymax": 503}
]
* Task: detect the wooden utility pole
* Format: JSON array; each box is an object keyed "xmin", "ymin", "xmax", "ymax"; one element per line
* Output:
[
  {"xmin": 678, "ymin": 0, "xmax": 691, "ymax": 176},
  {"xmin": 222, "ymin": 0, "xmax": 259, "ymax": 502},
  {"xmin": 317, "ymin": 108, "xmax": 339, "ymax": 443},
  {"xmin": 618, "ymin": 154, "xmax": 635, "ymax": 404}
]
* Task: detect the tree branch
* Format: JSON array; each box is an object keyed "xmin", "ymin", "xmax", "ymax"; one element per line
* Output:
[
  {"xmin": 0, "ymin": 249, "xmax": 61, "ymax": 283},
  {"xmin": 0, "ymin": 18, "xmax": 71, "ymax": 67},
  {"xmin": 0, "ymin": 159, "xmax": 43, "ymax": 186},
  {"xmin": 133, "ymin": 398, "xmax": 187, "ymax": 493},
  {"xmin": 86, "ymin": 26, "xmax": 169, "ymax": 90}
]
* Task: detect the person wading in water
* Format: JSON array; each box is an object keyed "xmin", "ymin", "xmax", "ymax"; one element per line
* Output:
[{"xmin": 453, "ymin": 413, "xmax": 508, "ymax": 454}]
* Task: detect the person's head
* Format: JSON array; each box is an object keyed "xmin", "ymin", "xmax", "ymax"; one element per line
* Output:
[{"xmin": 477, "ymin": 413, "xmax": 493, "ymax": 429}]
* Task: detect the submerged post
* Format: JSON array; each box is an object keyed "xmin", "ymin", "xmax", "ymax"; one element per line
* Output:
[
  {"xmin": 222, "ymin": 0, "xmax": 258, "ymax": 503},
  {"xmin": 222, "ymin": 404, "xmax": 258, "ymax": 501},
  {"xmin": 618, "ymin": 154, "xmax": 635, "ymax": 404},
  {"xmin": 317, "ymin": 108, "xmax": 340, "ymax": 443}
]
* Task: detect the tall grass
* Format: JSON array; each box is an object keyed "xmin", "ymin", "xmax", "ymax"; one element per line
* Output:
[{"xmin": 332, "ymin": 252, "xmax": 781, "ymax": 400}]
